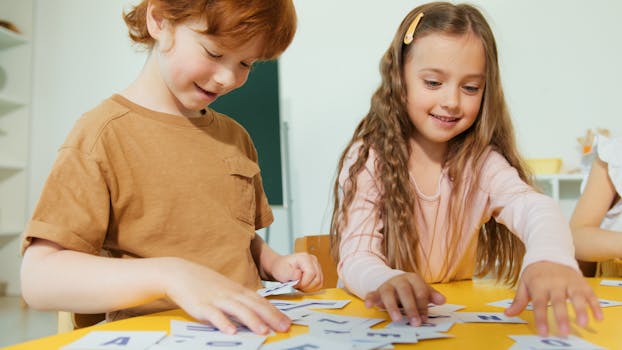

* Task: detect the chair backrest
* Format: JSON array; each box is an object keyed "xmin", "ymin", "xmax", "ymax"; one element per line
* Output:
[
  {"xmin": 57, "ymin": 311, "xmax": 105, "ymax": 333},
  {"xmin": 294, "ymin": 234, "xmax": 338, "ymax": 289}
]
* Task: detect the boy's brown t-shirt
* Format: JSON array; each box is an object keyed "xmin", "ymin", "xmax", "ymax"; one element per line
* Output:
[{"xmin": 21, "ymin": 94, "xmax": 274, "ymax": 318}]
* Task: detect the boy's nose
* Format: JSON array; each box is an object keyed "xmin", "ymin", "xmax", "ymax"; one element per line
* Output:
[{"xmin": 213, "ymin": 66, "xmax": 237, "ymax": 89}]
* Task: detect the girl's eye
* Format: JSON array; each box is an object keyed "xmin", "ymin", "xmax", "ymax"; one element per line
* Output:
[
  {"xmin": 424, "ymin": 80, "xmax": 441, "ymax": 88},
  {"xmin": 240, "ymin": 62, "xmax": 252, "ymax": 69},
  {"xmin": 463, "ymin": 85, "xmax": 481, "ymax": 94}
]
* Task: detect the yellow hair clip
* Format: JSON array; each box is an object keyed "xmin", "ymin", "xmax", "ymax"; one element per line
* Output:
[{"xmin": 403, "ymin": 12, "xmax": 424, "ymax": 45}]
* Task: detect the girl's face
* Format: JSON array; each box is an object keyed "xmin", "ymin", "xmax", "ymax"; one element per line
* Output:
[
  {"xmin": 155, "ymin": 20, "xmax": 262, "ymax": 116},
  {"xmin": 403, "ymin": 31, "xmax": 486, "ymax": 148}
]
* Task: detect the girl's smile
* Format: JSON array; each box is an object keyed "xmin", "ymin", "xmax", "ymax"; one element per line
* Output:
[{"xmin": 429, "ymin": 113, "xmax": 461, "ymax": 126}]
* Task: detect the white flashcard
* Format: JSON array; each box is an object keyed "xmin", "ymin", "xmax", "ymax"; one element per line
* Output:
[
  {"xmin": 61, "ymin": 331, "xmax": 166, "ymax": 350},
  {"xmin": 509, "ymin": 335, "xmax": 604, "ymax": 350},
  {"xmin": 427, "ymin": 303, "xmax": 465, "ymax": 315},
  {"xmin": 487, "ymin": 299, "xmax": 534, "ymax": 310},
  {"xmin": 169, "ymin": 320, "xmax": 266, "ymax": 337},
  {"xmin": 281, "ymin": 308, "xmax": 315, "ymax": 321},
  {"xmin": 308, "ymin": 325, "xmax": 394, "ymax": 350},
  {"xmin": 597, "ymin": 298, "xmax": 622, "ymax": 308},
  {"xmin": 149, "ymin": 333, "xmax": 266, "ymax": 350},
  {"xmin": 351, "ymin": 328, "xmax": 418, "ymax": 344},
  {"xmin": 304, "ymin": 299, "xmax": 351, "ymax": 310},
  {"xmin": 289, "ymin": 312, "xmax": 317, "ymax": 326},
  {"xmin": 148, "ymin": 334, "xmax": 194, "ymax": 349},
  {"xmin": 260, "ymin": 334, "xmax": 346, "ymax": 350},
  {"xmin": 267, "ymin": 300, "xmax": 313, "ymax": 320},
  {"xmin": 269, "ymin": 299, "xmax": 351, "ymax": 312},
  {"xmin": 307, "ymin": 327, "xmax": 390, "ymax": 350},
  {"xmin": 257, "ymin": 280, "xmax": 299, "ymax": 297},
  {"xmin": 414, "ymin": 330, "xmax": 453, "ymax": 340},
  {"xmin": 386, "ymin": 315, "xmax": 456, "ymax": 333},
  {"xmin": 296, "ymin": 311, "xmax": 384, "ymax": 330},
  {"xmin": 308, "ymin": 325, "xmax": 352, "ymax": 340},
  {"xmin": 351, "ymin": 339, "xmax": 394, "ymax": 350},
  {"xmin": 456, "ymin": 312, "xmax": 527, "ymax": 324},
  {"xmin": 600, "ymin": 279, "xmax": 622, "ymax": 287}
]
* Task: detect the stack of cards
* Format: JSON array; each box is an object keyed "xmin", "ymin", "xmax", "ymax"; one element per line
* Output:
[{"xmin": 60, "ymin": 280, "xmax": 617, "ymax": 350}]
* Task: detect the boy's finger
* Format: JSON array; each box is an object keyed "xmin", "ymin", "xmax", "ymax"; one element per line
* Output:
[
  {"xmin": 199, "ymin": 305, "xmax": 237, "ymax": 335},
  {"xmin": 222, "ymin": 299, "xmax": 271, "ymax": 335},
  {"xmin": 238, "ymin": 292, "xmax": 290, "ymax": 333}
]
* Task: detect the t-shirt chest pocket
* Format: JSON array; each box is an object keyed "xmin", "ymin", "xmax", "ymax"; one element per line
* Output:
[{"xmin": 224, "ymin": 155, "xmax": 260, "ymax": 226}]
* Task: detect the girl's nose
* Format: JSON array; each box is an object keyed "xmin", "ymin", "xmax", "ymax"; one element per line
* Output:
[{"xmin": 441, "ymin": 86, "xmax": 460, "ymax": 112}]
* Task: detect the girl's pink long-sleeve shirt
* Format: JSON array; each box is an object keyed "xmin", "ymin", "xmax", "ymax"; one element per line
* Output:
[{"xmin": 337, "ymin": 146, "xmax": 579, "ymax": 299}]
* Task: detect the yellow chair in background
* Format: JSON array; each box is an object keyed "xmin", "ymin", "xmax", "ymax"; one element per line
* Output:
[{"xmin": 294, "ymin": 234, "xmax": 338, "ymax": 289}]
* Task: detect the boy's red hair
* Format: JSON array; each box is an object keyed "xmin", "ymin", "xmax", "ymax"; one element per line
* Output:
[{"xmin": 124, "ymin": 0, "xmax": 297, "ymax": 60}]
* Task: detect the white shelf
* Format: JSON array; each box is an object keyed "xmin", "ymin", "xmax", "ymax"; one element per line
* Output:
[
  {"xmin": 535, "ymin": 173, "xmax": 583, "ymax": 201},
  {"xmin": 535, "ymin": 173, "xmax": 583, "ymax": 181},
  {"xmin": 0, "ymin": 26, "xmax": 27, "ymax": 49}
]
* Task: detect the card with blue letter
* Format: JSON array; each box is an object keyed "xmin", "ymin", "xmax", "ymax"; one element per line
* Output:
[{"xmin": 61, "ymin": 331, "xmax": 166, "ymax": 350}]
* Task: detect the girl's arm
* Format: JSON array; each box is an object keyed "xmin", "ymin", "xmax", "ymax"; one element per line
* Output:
[
  {"xmin": 249, "ymin": 234, "xmax": 323, "ymax": 291},
  {"xmin": 570, "ymin": 157, "xmax": 622, "ymax": 261},
  {"xmin": 336, "ymin": 148, "xmax": 444, "ymax": 326},
  {"xmin": 483, "ymin": 152, "xmax": 602, "ymax": 336},
  {"xmin": 21, "ymin": 238, "xmax": 290, "ymax": 335}
]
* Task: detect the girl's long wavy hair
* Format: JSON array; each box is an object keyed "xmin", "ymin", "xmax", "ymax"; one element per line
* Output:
[{"xmin": 330, "ymin": 2, "xmax": 531, "ymax": 285}]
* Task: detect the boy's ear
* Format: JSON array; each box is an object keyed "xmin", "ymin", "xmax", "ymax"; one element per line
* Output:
[{"xmin": 146, "ymin": 2, "xmax": 166, "ymax": 41}]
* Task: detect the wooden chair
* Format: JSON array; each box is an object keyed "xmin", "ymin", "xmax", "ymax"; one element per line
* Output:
[
  {"xmin": 57, "ymin": 311, "xmax": 105, "ymax": 333},
  {"xmin": 294, "ymin": 234, "xmax": 338, "ymax": 289}
]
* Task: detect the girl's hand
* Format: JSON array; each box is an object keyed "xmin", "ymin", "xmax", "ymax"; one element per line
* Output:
[
  {"xmin": 364, "ymin": 272, "xmax": 445, "ymax": 326},
  {"xmin": 164, "ymin": 258, "xmax": 291, "ymax": 336},
  {"xmin": 268, "ymin": 253, "xmax": 323, "ymax": 292},
  {"xmin": 505, "ymin": 261, "xmax": 603, "ymax": 336}
]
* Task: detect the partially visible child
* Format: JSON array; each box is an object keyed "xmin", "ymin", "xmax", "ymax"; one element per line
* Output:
[
  {"xmin": 20, "ymin": 0, "xmax": 322, "ymax": 335},
  {"xmin": 571, "ymin": 136, "xmax": 622, "ymax": 277},
  {"xmin": 330, "ymin": 2, "xmax": 601, "ymax": 337}
]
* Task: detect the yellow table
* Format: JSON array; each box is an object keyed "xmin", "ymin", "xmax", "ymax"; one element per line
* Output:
[{"xmin": 5, "ymin": 278, "xmax": 621, "ymax": 349}]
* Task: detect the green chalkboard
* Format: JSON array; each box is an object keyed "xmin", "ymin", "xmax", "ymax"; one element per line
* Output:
[{"xmin": 210, "ymin": 60, "xmax": 283, "ymax": 205}]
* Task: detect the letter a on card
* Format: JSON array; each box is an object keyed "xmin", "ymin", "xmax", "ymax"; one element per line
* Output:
[{"xmin": 61, "ymin": 331, "xmax": 167, "ymax": 350}]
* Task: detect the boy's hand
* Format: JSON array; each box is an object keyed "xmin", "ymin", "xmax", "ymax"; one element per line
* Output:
[
  {"xmin": 364, "ymin": 272, "xmax": 445, "ymax": 326},
  {"xmin": 505, "ymin": 261, "xmax": 603, "ymax": 337},
  {"xmin": 268, "ymin": 253, "xmax": 323, "ymax": 292},
  {"xmin": 164, "ymin": 258, "xmax": 291, "ymax": 336}
]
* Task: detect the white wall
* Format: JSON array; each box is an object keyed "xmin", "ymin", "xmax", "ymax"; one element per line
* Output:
[
  {"xmin": 281, "ymin": 0, "xmax": 622, "ymax": 236},
  {"xmin": 27, "ymin": 0, "xmax": 622, "ymax": 262}
]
